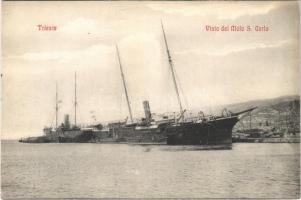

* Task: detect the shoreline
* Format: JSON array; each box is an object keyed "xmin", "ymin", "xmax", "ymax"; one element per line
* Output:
[{"xmin": 232, "ymin": 137, "xmax": 300, "ymax": 143}]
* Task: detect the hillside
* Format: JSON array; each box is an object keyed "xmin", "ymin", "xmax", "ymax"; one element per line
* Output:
[
  {"xmin": 180, "ymin": 95, "xmax": 300, "ymax": 137},
  {"xmin": 227, "ymin": 95, "xmax": 300, "ymax": 136},
  {"xmin": 223, "ymin": 95, "xmax": 299, "ymax": 114}
]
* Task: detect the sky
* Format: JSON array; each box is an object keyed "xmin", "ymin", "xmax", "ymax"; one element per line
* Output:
[{"xmin": 2, "ymin": 1, "xmax": 300, "ymax": 139}]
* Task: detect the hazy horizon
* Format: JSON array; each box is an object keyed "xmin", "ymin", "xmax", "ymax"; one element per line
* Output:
[{"xmin": 2, "ymin": 94, "xmax": 299, "ymax": 139}]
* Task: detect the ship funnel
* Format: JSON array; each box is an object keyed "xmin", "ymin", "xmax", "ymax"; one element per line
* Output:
[
  {"xmin": 143, "ymin": 100, "xmax": 152, "ymax": 123},
  {"xmin": 64, "ymin": 114, "xmax": 70, "ymax": 129}
]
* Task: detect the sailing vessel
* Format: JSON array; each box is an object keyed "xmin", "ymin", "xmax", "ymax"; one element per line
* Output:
[
  {"xmin": 101, "ymin": 22, "xmax": 254, "ymax": 146},
  {"xmin": 19, "ymin": 72, "xmax": 102, "ymax": 143},
  {"xmin": 19, "ymin": 22, "xmax": 254, "ymax": 146}
]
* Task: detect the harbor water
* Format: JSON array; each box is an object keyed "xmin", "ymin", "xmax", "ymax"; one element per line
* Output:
[{"xmin": 1, "ymin": 140, "xmax": 300, "ymax": 199}]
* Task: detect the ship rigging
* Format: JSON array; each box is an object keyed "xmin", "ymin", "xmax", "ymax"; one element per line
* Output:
[
  {"xmin": 116, "ymin": 45, "xmax": 134, "ymax": 124},
  {"xmin": 161, "ymin": 21, "xmax": 184, "ymax": 117}
]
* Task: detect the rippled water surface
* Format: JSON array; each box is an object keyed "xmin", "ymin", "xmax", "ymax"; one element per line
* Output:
[{"xmin": 2, "ymin": 140, "xmax": 300, "ymax": 198}]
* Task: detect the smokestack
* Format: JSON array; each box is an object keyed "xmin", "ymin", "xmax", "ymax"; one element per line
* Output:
[
  {"xmin": 143, "ymin": 100, "xmax": 152, "ymax": 123},
  {"xmin": 64, "ymin": 114, "xmax": 70, "ymax": 129}
]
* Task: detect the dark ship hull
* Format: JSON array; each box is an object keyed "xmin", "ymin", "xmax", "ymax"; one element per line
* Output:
[
  {"xmin": 20, "ymin": 107, "xmax": 254, "ymax": 146},
  {"xmin": 57, "ymin": 130, "xmax": 96, "ymax": 143},
  {"xmin": 102, "ymin": 115, "xmax": 239, "ymax": 147},
  {"xmin": 165, "ymin": 116, "xmax": 238, "ymax": 145},
  {"xmin": 19, "ymin": 117, "xmax": 238, "ymax": 146},
  {"xmin": 19, "ymin": 129, "xmax": 96, "ymax": 143}
]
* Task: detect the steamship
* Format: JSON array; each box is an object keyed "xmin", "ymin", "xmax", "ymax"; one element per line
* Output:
[{"xmin": 19, "ymin": 22, "xmax": 254, "ymax": 146}]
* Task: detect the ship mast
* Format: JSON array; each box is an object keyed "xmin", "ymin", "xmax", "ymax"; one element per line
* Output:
[
  {"xmin": 116, "ymin": 45, "xmax": 133, "ymax": 123},
  {"xmin": 161, "ymin": 21, "xmax": 184, "ymax": 115},
  {"xmin": 74, "ymin": 71, "xmax": 77, "ymax": 126},
  {"xmin": 55, "ymin": 83, "xmax": 58, "ymax": 129}
]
